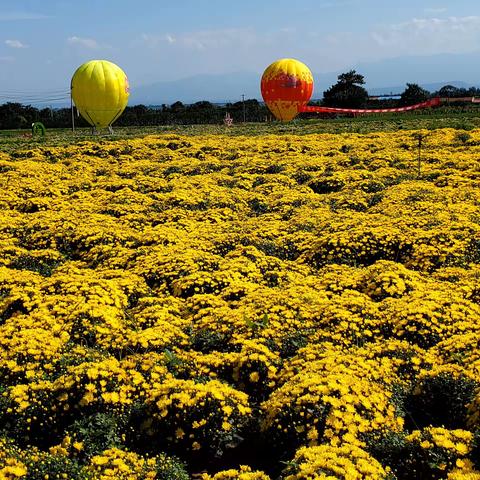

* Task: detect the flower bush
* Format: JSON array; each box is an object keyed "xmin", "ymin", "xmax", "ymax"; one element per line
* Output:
[
  {"xmin": 0, "ymin": 127, "xmax": 480, "ymax": 477},
  {"xmin": 280, "ymin": 443, "xmax": 389, "ymax": 479}
]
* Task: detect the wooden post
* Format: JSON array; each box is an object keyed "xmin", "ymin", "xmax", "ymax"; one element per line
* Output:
[{"xmin": 417, "ymin": 134, "xmax": 423, "ymax": 178}]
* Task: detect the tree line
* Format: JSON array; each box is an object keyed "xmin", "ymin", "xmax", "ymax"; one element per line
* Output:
[
  {"xmin": 0, "ymin": 99, "xmax": 268, "ymax": 130},
  {"xmin": 321, "ymin": 70, "xmax": 480, "ymax": 109},
  {"xmin": 1, "ymin": 71, "xmax": 480, "ymax": 130}
]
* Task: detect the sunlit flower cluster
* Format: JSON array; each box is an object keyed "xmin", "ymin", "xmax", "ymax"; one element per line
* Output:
[{"xmin": 0, "ymin": 127, "xmax": 479, "ymax": 478}]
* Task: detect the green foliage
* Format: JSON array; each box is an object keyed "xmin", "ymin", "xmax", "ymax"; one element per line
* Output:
[
  {"xmin": 308, "ymin": 176, "xmax": 345, "ymax": 194},
  {"xmin": 261, "ymin": 402, "xmax": 329, "ymax": 459},
  {"xmin": 22, "ymin": 453, "xmax": 90, "ymax": 480},
  {"xmin": 433, "ymin": 84, "xmax": 480, "ymax": 98},
  {"xmin": 405, "ymin": 373, "xmax": 478, "ymax": 430},
  {"xmin": 399, "ymin": 83, "xmax": 430, "ymax": 106},
  {"xmin": 191, "ymin": 329, "xmax": 229, "ymax": 353},
  {"xmin": 279, "ymin": 332, "xmax": 308, "ymax": 358},
  {"xmin": 67, "ymin": 412, "xmax": 125, "ymax": 459},
  {"xmin": 365, "ymin": 431, "xmax": 435, "ymax": 480},
  {"xmin": 0, "ymin": 99, "xmax": 269, "ymax": 130},
  {"xmin": 454, "ymin": 131, "xmax": 472, "ymax": 144},
  {"xmin": 366, "ymin": 430, "xmax": 466, "ymax": 480},
  {"xmin": 5, "ymin": 110, "xmax": 480, "ymax": 153},
  {"xmin": 322, "ymin": 70, "xmax": 369, "ymax": 108},
  {"xmin": 9, "ymin": 253, "xmax": 61, "ymax": 277},
  {"xmin": 154, "ymin": 453, "xmax": 190, "ymax": 480},
  {"xmin": 471, "ymin": 430, "xmax": 480, "ymax": 469}
]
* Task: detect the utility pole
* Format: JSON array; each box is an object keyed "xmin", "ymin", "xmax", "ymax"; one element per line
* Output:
[
  {"xmin": 242, "ymin": 94, "xmax": 246, "ymax": 123},
  {"xmin": 70, "ymin": 93, "xmax": 75, "ymax": 132}
]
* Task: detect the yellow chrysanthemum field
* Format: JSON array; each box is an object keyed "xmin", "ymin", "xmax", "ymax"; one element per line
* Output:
[{"xmin": 0, "ymin": 127, "xmax": 480, "ymax": 479}]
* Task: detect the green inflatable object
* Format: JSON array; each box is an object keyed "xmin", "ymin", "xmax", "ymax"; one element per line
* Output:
[{"xmin": 32, "ymin": 122, "xmax": 46, "ymax": 136}]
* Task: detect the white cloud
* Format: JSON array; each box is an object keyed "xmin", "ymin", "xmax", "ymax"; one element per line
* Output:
[
  {"xmin": 0, "ymin": 56, "xmax": 14, "ymax": 62},
  {"xmin": 142, "ymin": 28, "xmax": 257, "ymax": 51},
  {"xmin": 279, "ymin": 27, "xmax": 296, "ymax": 34},
  {"xmin": 185, "ymin": 28, "xmax": 258, "ymax": 50},
  {"xmin": 133, "ymin": 16, "xmax": 480, "ymax": 82},
  {"xmin": 424, "ymin": 7, "xmax": 447, "ymax": 14},
  {"xmin": 0, "ymin": 12, "xmax": 48, "ymax": 21},
  {"xmin": 370, "ymin": 16, "xmax": 480, "ymax": 55},
  {"xmin": 135, "ymin": 28, "xmax": 282, "ymax": 80},
  {"xmin": 141, "ymin": 33, "xmax": 165, "ymax": 48},
  {"xmin": 304, "ymin": 15, "xmax": 480, "ymax": 73},
  {"xmin": 67, "ymin": 36, "xmax": 99, "ymax": 49},
  {"xmin": 5, "ymin": 39, "xmax": 27, "ymax": 49}
]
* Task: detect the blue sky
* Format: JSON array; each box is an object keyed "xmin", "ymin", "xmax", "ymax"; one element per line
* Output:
[{"xmin": 1, "ymin": 0, "xmax": 480, "ymax": 102}]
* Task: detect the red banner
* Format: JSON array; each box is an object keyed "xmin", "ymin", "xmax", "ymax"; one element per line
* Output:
[{"xmin": 299, "ymin": 97, "xmax": 442, "ymax": 114}]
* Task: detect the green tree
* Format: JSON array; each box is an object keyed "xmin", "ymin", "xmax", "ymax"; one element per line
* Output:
[
  {"xmin": 170, "ymin": 101, "xmax": 185, "ymax": 112},
  {"xmin": 436, "ymin": 85, "xmax": 460, "ymax": 98},
  {"xmin": 322, "ymin": 70, "xmax": 369, "ymax": 108},
  {"xmin": 399, "ymin": 83, "xmax": 430, "ymax": 106}
]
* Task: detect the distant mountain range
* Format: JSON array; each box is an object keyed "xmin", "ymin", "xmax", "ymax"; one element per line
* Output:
[
  {"xmin": 128, "ymin": 75, "xmax": 474, "ymax": 106},
  {"xmin": 129, "ymin": 51, "xmax": 480, "ymax": 106},
  {"xmin": 129, "ymin": 72, "xmax": 261, "ymax": 106}
]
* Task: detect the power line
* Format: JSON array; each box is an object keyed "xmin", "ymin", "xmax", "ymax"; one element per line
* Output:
[
  {"xmin": 0, "ymin": 95, "xmax": 70, "ymax": 101},
  {"xmin": 0, "ymin": 94, "xmax": 70, "ymax": 105},
  {"xmin": 22, "ymin": 99, "xmax": 70, "ymax": 105},
  {"xmin": 0, "ymin": 86, "xmax": 70, "ymax": 105},
  {"xmin": 0, "ymin": 91, "xmax": 69, "ymax": 97},
  {"xmin": 0, "ymin": 88, "xmax": 69, "ymax": 94}
]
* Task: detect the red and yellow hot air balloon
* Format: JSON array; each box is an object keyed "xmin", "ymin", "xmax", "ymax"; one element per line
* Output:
[{"xmin": 261, "ymin": 58, "xmax": 314, "ymax": 122}]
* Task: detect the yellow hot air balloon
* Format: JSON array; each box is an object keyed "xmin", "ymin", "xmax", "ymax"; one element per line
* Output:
[{"xmin": 71, "ymin": 60, "xmax": 129, "ymax": 130}]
